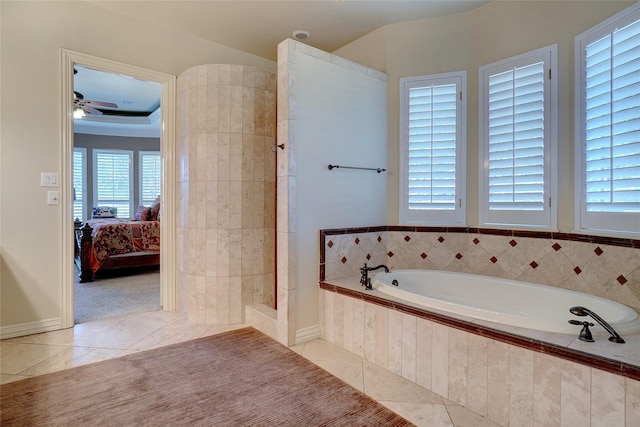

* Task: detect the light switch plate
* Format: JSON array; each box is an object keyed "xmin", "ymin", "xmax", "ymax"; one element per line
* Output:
[
  {"xmin": 41, "ymin": 172, "xmax": 59, "ymax": 187},
  {"xmin": 47, "ymin": 191, "xmax": 60, "ymax": 205}
]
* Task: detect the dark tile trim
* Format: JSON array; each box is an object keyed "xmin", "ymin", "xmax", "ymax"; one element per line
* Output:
[
  {"xmin": 320, "ymin": 226, "xmax": 640, "ymax": 247},
  {"xmin": 319, "ymin": 282, "xmax": 640, "ymax": 381}
]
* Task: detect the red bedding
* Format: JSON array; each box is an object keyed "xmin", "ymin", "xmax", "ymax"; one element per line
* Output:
[{"xmin": 86, "ymin": 218, "xmax": 160, "ymax": 273}]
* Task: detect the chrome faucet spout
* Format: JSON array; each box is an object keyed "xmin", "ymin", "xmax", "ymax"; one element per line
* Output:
[{"xmin": 570, "ymin": 306, "xmax": 625, "ymax": 344}]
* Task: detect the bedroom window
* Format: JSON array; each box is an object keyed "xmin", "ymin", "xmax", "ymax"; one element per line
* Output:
[
  {"xmin": 140, "ymin": 151, "xmax": 161, "ymax": 207},
  {"xmin": 575, "ymin": 3, "xmax": 640, "ymax": 237},
  {"xmin": 73, "ymin": 147, "xmax": 87, "ymax": 221},
  {"xmin": 399, "ymin": 71, "xmax": 467, "ymax": 225},
  {"xmin": 93, "ymin": 149, "xmax": 133, "ymax": 218},
  {"xmin": 479, "ymin": 44, "xmax": 558, "ymax": 230}
]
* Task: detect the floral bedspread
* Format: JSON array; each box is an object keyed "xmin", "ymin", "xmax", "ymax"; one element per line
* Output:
[{"xmin": 86, "ymin": 218, "xmax": 160, "ymax": 273}]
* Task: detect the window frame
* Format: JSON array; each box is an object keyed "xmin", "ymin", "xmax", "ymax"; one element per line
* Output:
[
  {"xmin": 399, "ymin": 71, "xmax": 467, "ymax": 226},
  {"xmin": 574, "ymin": 2, "xmax": 640, "ymax": 238},
  {"xmin": 478, "ymin": 44, "xmax": 558, "ymax": 231},
  {"xmin": 92, "ymin": 148, "xmax": 134, "ymax": 218},
  {"xmin": 73, "ymin": 147, "xmax": 87, "ymax": 221},
  {"xmin": 139, "ymin": 150, "xmax": 161, "ymax": 207}
]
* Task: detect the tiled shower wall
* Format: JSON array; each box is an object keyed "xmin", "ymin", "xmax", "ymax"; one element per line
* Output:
[
  {"xmin": 176, "ymin": 64, "xmax": 276, "ymax": 324},
  {"xmin": 323, "ymin": 228, "xmax": 640, "ymax": 310}
]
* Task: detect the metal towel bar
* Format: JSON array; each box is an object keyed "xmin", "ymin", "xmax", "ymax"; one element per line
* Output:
[{"xmin": 327, "ymin": 164, "xmax": 386, "ymax": 173}]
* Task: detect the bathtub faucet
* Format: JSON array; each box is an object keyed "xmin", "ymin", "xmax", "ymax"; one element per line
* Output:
[
  {"xmin": 569, "ymin": 306, "xmax": 625, "ymax": 344},
  {"xmin": 360, "ymin": 263, "xmax": 389, "ymax": 290}
]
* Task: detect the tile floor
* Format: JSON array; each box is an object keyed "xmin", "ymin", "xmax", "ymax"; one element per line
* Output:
[{"xmin": 1, "ymin": 310, "xmax": 497, "ymax": 427}]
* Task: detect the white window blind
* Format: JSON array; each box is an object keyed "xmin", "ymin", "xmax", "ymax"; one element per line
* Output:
[
  {"xmin": 576, "ymin": 3, "xmax": 640, "ymax": 237},
  {"xmin": 93, "ymin": 149, "xmax": 133, "ymax": 218},
  {"xmin": 73, "ymin": 147, "xmax": 86, "ymax": 221},
  {"xmin": 140, "ymin": 151, "xmax": 161, "ymax": 206},
  {"xmin": 479, "ymin": 45, "xmax": 557, "ymax": 229},
  {"xmin": 399, "ymin": 72, "xmax": 466, "ymax": 225}
]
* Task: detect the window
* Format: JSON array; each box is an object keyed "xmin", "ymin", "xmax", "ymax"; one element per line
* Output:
[
  {"xmin": 73, "ymin": 147, "xmax": 87, "ymax": 221},
  {"xmin": 479, "ymin": 45, "xmax": 557, "ymax": 230},
  {"xmin": 399, "ymin": 71, "xmax": 467, "ymax": 225},
  {"xmin": 575, "ymin": 3, "xmax": 640, "ymax": 237},
  {"xmin": 139, "ymin": 151, "xmax": 161, "ymax": 207},
  {"xmin": 93, "ymin": 149, "xmax": 133, "ymax": 218}
]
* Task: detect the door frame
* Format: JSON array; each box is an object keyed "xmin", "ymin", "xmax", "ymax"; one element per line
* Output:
[{"xmin": 60, "ymin": 49, "xmax": 176, "ymax": 328}]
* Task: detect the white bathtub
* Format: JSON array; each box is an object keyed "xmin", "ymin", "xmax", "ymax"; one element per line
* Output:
[{"xmin": 372, "ymin": 269, "xmax": 640, "ymax": 335}]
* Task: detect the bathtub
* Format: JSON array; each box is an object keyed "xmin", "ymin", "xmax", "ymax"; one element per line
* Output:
[{"xmin": 372, "ymin": 269, "xmax": 640, "ymax": 335}]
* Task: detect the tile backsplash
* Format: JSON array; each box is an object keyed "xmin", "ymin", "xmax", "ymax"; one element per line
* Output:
[{"xmin": 321, "ymin": 227, "xmax": 640, "ymax": 310}]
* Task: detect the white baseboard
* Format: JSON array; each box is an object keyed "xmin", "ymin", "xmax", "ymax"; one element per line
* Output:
[
  {"xmin": 295, "ymin": 324, "xmax": 320, "ymax": 345},
  {"xmin": 0, "ymin": 318, "xmax": 63, "ymax": 339}
]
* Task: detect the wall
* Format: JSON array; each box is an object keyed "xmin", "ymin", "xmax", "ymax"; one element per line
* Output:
[
  {"xmin": 277, "ymin": 40, "xmax": 388, "ymax": 344},
  {"xmin": 0, "ymin": 1, "xmax": 275, "ymax": 334},
  {"xmin": 334, "ymin": 0, "xmax": 635, "ymax": 230},
  {"xmin": 74, "ymin": 134, "xmax": 160, "ymax": 220},
  {"xmin": 175, "ymin": 64, "xmax": 276, "ymax": 324}
]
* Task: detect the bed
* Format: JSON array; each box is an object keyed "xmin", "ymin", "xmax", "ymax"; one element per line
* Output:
[{"xmin": 75, "ymin": 216, "xmax": 160, "ymax": 282}]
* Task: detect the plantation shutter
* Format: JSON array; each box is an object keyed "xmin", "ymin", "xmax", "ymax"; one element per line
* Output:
[
  {"xmin": 487, "ymin": 62, "xmax": 545, "ymax": 211},
  {"xmin": 399, "ymin": 72, "xmax": 466, "ymax": 225},
  {"xmin": 583, "ymin": 18, "xmax": 640, "ymax": 214},
  {"xmin": 140, "ymin": 152, "xmax": 161, "ymax": 206},
  {"xmin": 479, "ymin": 44, "xmax": 556, "ymax": 230},
  {"xmin": 94, "ymin": 150, "xmax": 133, "ymax": 218},
  {"xmin": 73, "ymin": 148, "xmax": 86, "ymax": 221},
  {"xmin": 408, "ymin": 84, "xmax": 458, "ymax": 210}
]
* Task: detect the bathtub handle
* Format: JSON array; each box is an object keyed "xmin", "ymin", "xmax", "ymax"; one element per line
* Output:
[{"xmin": 568, "ymin": 319, "xmax": 595, "ymax": 342}]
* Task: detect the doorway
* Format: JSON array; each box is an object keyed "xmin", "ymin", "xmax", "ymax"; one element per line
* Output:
[{"xmin": 60, "ymin": 50, "xmax": 176, "ymax": 328}]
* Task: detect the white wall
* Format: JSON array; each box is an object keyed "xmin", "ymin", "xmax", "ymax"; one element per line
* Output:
[
  {"xmin": 0, "ymin": 1, "xmax": 275, "ymax": 334},
  {"xmin": 277, "ymin": 40, "xmax": 388, "ymax": 343},
  {"xmin": 334, "ymin": 0, "xmax": 635, "ymax": 230}
]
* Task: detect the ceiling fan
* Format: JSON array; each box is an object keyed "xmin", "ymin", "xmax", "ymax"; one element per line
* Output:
[{"xmin": 73, "ymin": 90, "xmax": 118, "ymax": 116}]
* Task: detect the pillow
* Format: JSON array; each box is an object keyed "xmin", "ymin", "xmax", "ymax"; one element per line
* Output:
[
  {"xmin": 134, "ymin": 205, "xmax": 146, "ymax": 221},
  {"xmin": 92, "ymin": 206, "xmax": 117, "ymax": 218},
  {"xmin": 150, "ymin": 200, "xmax": 161, "ymax": 221},
  {"xmin": 141, "ymin": 207, "xmax": 152, "ymax": 221}
]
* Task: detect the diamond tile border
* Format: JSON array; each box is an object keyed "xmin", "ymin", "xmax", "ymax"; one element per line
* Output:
[{"xmin": 319, "ymin": 225, "xmax": 640, "ymax": 281}]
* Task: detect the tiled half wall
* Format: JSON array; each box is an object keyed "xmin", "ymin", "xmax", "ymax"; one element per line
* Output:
[
  {"xmin": 319, "ymin": 226, "xmax": 640, "ymax": 426},
  {"xmin": 319, "ymin": 289, "xmax": 640, "ymax": 426},
  {"xmin": 321, "ymin": 227, "xmax": 640, "ymax": 310}
]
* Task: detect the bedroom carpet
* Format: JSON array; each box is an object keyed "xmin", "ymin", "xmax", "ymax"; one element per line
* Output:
[
  {"xmin": 74, "ymin": 268, "xmax": 161, "ymax": 324},
  {"xmin": 0, "ymin": 327, "xmax": 412, "ymax": 426}
]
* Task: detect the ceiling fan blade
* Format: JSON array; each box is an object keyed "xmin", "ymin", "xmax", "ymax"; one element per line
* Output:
[
  {"xmin": 82, "ymin": 105, "xmax": 103, "ymax": 115},
  {"xmin": 86, "ymin": 100, "xmax": 118, "ymax": 108}
]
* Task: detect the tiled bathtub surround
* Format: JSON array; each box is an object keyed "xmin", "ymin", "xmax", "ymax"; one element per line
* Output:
[
  {"xmin": 176, "ymin": 65, "xmax": 276, "ymax": 324},
  {"xmin": 319, "ymin": 227, "xmax": 640, "ymax": 425},
  {"xmin": 319, "ymin": 288, "xmax": 640, "ymax": 426},
  {"xmin": 321, "ymin": 227, "xmax": 640, "ymax": 310}
]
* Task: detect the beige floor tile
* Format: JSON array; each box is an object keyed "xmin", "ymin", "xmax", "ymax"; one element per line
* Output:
[
  {"xmin": 381, "ymin": 401, "xmax": 454, "ymax": 427},
  {"xmin": 0, "ymin": 342, "xmax": 69, "ymax": 375},
  {"xmin": 446, "ymin": 404, "xmax": 501, "ymax": 427},
  {"xmin": 16, "ymin": 346, "xmax": 124, "ymax": 377},
  {"xmin": 299, "ymin": 338, "xmax": 363, "ymax": 363},
  {"xmin": 4, "ymin": 327, "xmax": 77, "ymax": 346},
  {"xmin": 311, "ymin": 359, "xmax": 364, "ymax": 391},
  {"xmin": 364, "ymin": 360, "xmax": 445, "ymax": 404}
]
